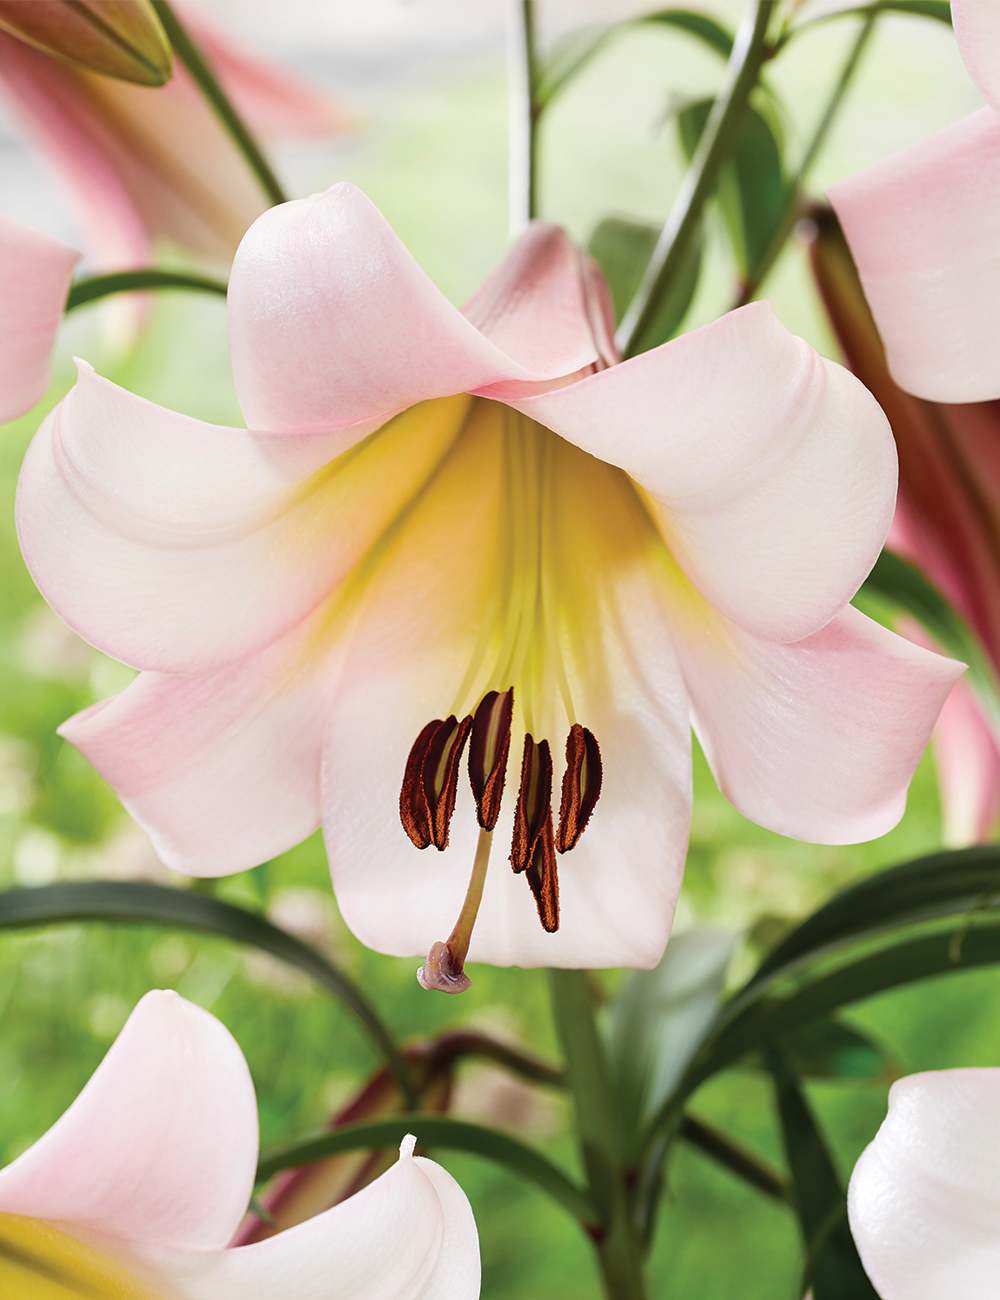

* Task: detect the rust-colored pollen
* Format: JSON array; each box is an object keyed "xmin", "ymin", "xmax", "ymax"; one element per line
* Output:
[
  {"xmin": 556, "ymin": 724, "xmax": 603, "ymax": 853},
  {"xmin": 510, "ymin": 735, "xmax": 553, "ymax": 874},
  {"xmin": 468, "ymin": 688, "xmax": 514, "ymax": 830},
  {"xmin": 526, "ymin": 815, "xmax": 559, "ymax": 932},
  {"xmin": 399, "ymin": 714, "xmax": 473, "ymax": 851}
]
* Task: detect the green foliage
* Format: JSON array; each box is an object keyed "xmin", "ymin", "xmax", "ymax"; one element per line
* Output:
[{"xmin": 587, "ymin": 215, "xmax": 702, "ymax": 341}]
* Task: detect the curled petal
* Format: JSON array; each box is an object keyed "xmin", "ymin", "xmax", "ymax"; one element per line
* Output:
[
  {"xmin": 0, "ymin": 214, "xmax": 78, "ymax": 422},
  {"xmin": 511, "ymin": 301, "xmax": 896, "ymax": 644},
  {"xmin": 954, "ymin": 0, "xmax": 1000, "ymax": 112},
  {"xmin": 830, "ymin": 108, "xmax": 1000, "ymax": 403},
  {"xmin": 671, "ymin": 602, "xmax": 963, "ymax": 843},
  {"xmin": 931, "ymin": 677, "xmax": 1000, "ymax": 847},
  {"xmin": 848, "ymin": 1068, "xmax": 1000, "ymax": 1300},
  {"xmin": 0, "ymin": 991, "xmax": 257, "ymax": 1251}
]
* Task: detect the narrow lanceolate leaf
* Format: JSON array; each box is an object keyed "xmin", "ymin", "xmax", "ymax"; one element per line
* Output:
[
  {"xmin": 751, "ymin": 1018, "xmax": 897, "ymax": 1083},
  {"xmin": 535, "ymin": 9, "xmax": 734, "ymax": 109},
  {"xmin": 0, "ymin": 880, "xmax": 414, "ymax": 1106},
  {"xmin": 0, "ymin": 0, "xmax": 173, "ymax": 85},
  {"xmin": 795, "ymin": 0, "xmax": 951, "ymax": 32},
  {"xmin": 588, "ymin": 215, "xmax": 702, "ymax": 341},
  {"xmin": 66, "ymin": 270, "xmax": 229, "ymax": 312},
  {"xmin": 256, "ymin": 1114, "xmax": 597, "ymax": 1226},
  {"xmin": 767, "ymin": 1048, "xmax": 879, "ymax": 1299}
]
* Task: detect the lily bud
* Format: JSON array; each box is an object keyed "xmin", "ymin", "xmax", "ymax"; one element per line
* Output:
[{"xmin": 0, "ymin": 1, "xmax": 172, "ymax": 86}]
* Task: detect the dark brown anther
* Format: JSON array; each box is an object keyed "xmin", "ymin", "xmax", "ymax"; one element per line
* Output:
[
  {"xmin": 510, "ymin": 735, "xmax": 553, "ymax": 874},
  {"xmin": 399, "ymin": 714, "xmax": 473, "ymax": 851},
  {"xmin": 525, "ymin": 815, "xmax": 559, "ymax": 932},
  {"xmin": 556, "ymin": 724, "xmax": 603, "ymax": 853},
  {"xmin": 468, "ymin": 688, "xmax": 514, "ymax": 830}
]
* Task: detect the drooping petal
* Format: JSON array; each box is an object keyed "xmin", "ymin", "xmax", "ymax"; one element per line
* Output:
[
  {"xmin": 510, "ymin": 301, "xmax": 896, "ymax": 644},
  {"xmin": 227, "ymin": 185, "xmax": 606, "ymax": 434},
  {"xmin": 931, "ymin": 676, "xmax": 1000, "ymax": 846},
  {"xmin": 848, "ymin": 1068, "xmax": 1000, "ymax": 1300},
  {"xmin": 321, "ymin": 399, "xmax": 692, "ymax": 969},
  {"xmin": 162, "ymin": 1138, "xmax": 479, "ymax": 1300},
  {"xmin": 953, "ymin": 0, "xmax": 1000, "ymax": 112},
  {"xmin": 0, "ymin": 213, "xmax": 78, "ymax": 422},
  {"xmin": 670, "ymin": 600, "xmax": 963, "ymax": 843},
  {"xmin": 829, "ymin": 108, "xmax": 1000, "ymax": 403},
  {"xmin": 0, "ymin": 991, "xmax": 257, "ymax": 1252},
  {"xmin": 16, "ymin": 369, "xmax": 473, "ymax": 673}
]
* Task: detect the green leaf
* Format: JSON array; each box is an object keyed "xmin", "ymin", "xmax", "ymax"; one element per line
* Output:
[
  {"xmin": 257, "ymin": 1113, "xmax": 597, "ymax": 1226},
  {"xmin": 757, "ymin": 1017, "xmax": 897, "ymax": 1082},
  {"xmin": 0, "ymin": 881, "xmax": 414, "ymax": 1106},
  {"xmin": 588, "ymin": 216, "xmax": 702, "ymax": 342},
  {"xmin": 606, "ymin": 927, "xmax": 737, "ymax": 1156},
  {"xmin": 536, "ymin": 9, "xmax": 733, "ymax": 109},
  {"xmin": 860, "ymin": 549, "xmax": 1000, "ymax": 740},
  {"xmin": 66, "ymin": 269, "xmax": 229, "ymax": 312},
  {"xmin": 677, "ymin": 97, "xmax": 786, "ymax": 276},
  {"xmin": 767, "ymin": 1048, "xmax": 879, "ymax": 1299},
  {"xmin": 796, "ymin": 0, "xmax": 951, "ymax": 31}
]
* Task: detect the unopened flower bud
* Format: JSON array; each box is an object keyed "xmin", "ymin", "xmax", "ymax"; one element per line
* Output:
[{"xmin": 0, "ymin": 1, "xmax": 173, "ymax": 86}]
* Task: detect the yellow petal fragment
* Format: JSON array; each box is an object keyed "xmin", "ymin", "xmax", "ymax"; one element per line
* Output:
[{"xmin": 0, "ymin": 1213, "xmax": 162, "ymax": 1299}]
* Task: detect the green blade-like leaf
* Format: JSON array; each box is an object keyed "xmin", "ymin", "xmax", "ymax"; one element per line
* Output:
[
  {"xmin": 860, "ymin": 549, "xmax": 1000, "ymax": 739},
  {"xmin": 536, "ymin": 9, "xmax": 733, "ymax": 109},
  {"xmin": 746, "ymin": 1017, "xmax": 897, "ymax": 1082},
  {"xmin": 66, "ymin": 269, "xmax": 228, "ymax": 311},
  {"xmin": 588, "ymin": 216, "xmax": 702, "ymax": 342},
  {"xmin": 677, "ymin": 97, "xmax": 786, "ymax": 276},
  {"xmin": 257, "ymin": 1114, "xmax": 597, "ymax": 1226},
  {"xmin": 767, "ymin": 1048, "xmax": 879, "ymax": 1299},
  {"xmin": 796, "ymin": 0, "xmax": 951, "ymax": 32},
  {"xmin": 0, "ymin": 881, "xmax": 414, "ymax": 1105}
]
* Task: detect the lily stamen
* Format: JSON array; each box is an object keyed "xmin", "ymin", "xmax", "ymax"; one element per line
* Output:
[
  {"xmin": 510, "ymin": 735, "xmax": 553, "ymax": 875},
  {"xmin": 556, "ymin": 723, "xmax": 603, "ymax": 853},
  {"xmin": 399, "ymin": 713, "xmax": 473, "ymax": 850},
  {"xmin": 468, "ymin": 687, "xmax": 514, "ymax": 829},
  {"xmin": 417, "ymin": 827, "xmax": 494, "ymax": 994}
]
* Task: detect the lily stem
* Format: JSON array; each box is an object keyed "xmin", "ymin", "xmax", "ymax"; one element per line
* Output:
[
  {"xmin": 447, "ymin": 828, "xmax": 494, "ymax": 969},
  {"xmin": 65, "ymin": 269, "xmax": 229, "ymax": 313},
  {"xmin": 548, "ymin": 969, "xmax": 649, "ymax": 1300},
  {"xmin": 506, "ymin": 0, "xmax": 540, "ymax": 233},
  {"xmin": 150, "ymin": 0, "xmax": 289, "ymax": 207},
  {"xmin": 736, "ymin": 9, "xmax": 878, "ymax": 305},
  {"xmin": 616, "ymin": 0, "xmax": 775, "ymax": 358}
]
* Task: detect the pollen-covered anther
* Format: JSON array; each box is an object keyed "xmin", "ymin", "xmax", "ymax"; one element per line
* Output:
[
  {"xmin": 510, "ymin": 734, "xmax": 560, "ymax": 932},
  {"xmin": 399, "ymin": 713, "xmax": 473, "ymax": 851},
  {"xmin": 526, "ymin": 815, "xmax": 559, "ymax": 933},
  {"xmin": 556, "ymin": 723, "xmax": 603, "ymax": 853},
  {"xmin": 468, "ymin": 687, "xmax": 514, "ymax": 830}
]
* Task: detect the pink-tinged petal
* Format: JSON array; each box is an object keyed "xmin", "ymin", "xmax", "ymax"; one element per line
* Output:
[
  {"xmin": 932, "ymin": 677, "xmax": 1000, "ymax": 846},
  {"xmin": 954, "ymin": 0, "xmax": 1000, "ymax": 112},
  {"xmin": 830, "ymin": 108, "xmax": 1000, "ymax": 403},
  {"xmin": 16, "ymin": 371, "xmax": 472, "ymax": 673},
  {"xmin": 0, "ymin": 214, "xmax": 78, "ymax": 422},
  {"xmin": 322, "ymin": 399, "xmax": 692, "ymax": 969},
  {"xmin": 227, "ymin": 186, "xmax": 605, "ymax": 433},
  {"xmin": 671, "ymin": 601, "xmax": 963, "ymax": 843},
  {"xmin": 848, "ymin": 1068, "xmax": 1000, "ymax": 1300},
  {"xmin": 58, "ymin": 614, "xmax": 331, "ymax": 876},
  {"xmin": 0, "ymin": 991, "xmax": 257, "ymax": 1251},
  {"xmin": 163, "ymin": 1138, "xmax": 480, "ymax": 1300},
  {"xmin": 511, "ymin": 301, "xmax": 896, "ymax": 644}
]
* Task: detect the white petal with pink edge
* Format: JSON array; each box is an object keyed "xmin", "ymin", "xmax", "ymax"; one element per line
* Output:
[
  {"xmin": 0, "ymin": 991, "xmax": 257, "ymax": 1251},
  {"xmin": 954, "ymin": 0, "xmax": 1000, "ymax": 113},
  {"xmin": 848, "ymin": 1068, "xmax": 1000, "ymax": 1300},
  {"xmin": 830, "ymin": 107, "xmax": 1000, "ymax": 403},
  {"xmin": 510, "ymin": 301, "xmax": 896, "ymax": 644}
]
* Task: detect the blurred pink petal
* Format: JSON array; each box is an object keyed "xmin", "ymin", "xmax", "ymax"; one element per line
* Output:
[
  {"xmin": 848, "ymin": 1068, "xmax": 1000, "ymax": 1299},
  {"xmin": 0, "ymin": 213, "xmax": 78, "ymax": 421},
  {"xmin": 953, "ymin": 0, "xmax": 1000, "ymax": 112},
  {"xmin": 930, "ymin": 677, "xmax": 1000, "ymax": 845},
  {"xmin": 18, "ymin": 185, "xmax": 957, "ymax": 971}
]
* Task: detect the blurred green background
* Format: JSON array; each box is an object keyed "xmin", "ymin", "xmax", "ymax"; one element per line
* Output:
[{"xmin": 0, "ymin": 4, "xmax": 992, "ymax": 1297}]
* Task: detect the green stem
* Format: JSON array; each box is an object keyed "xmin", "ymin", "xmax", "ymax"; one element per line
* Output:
[
  {"xmin": 616, "ymin": 0, "xmax": 775, "ymax": 358},
  {"xmin": 678, "ymin": 1114, "xmax": 791, "ymax": 1203},
  {"xmin": 737, "ymin": 11, "xmax": 877, "ymax": 304},
  {"xmin": 548, "ymin": 969, "xmax": 648, "ymax": 1300},
  {"xmin": 506, "ymin": 0, "xmax": 540, "ymax": 230},
  {"xmin": 150, "ymin": 0, "xmax": 288, "ymax": 206},
  {"xmin": 66, "ymin": 269, "xmax": 228, "ymax": 312}
]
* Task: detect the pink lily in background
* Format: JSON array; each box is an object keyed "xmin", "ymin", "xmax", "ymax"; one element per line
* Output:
[
  {"xmin": 829, "ymin": 0, "xmax": 1000, "ymax": 403},
  {"xmin": 848, "ymin": 1066, "xmax": 1000, "ymax": 1298},
  {"xmin": 0, "ymin": 213, "xmax": 78, "ymax": 421},
  {"xmin": 0, "ymin": 989, "xmax": 480, "ymax": 1297},
  {"xmin": 16, "ymin": 184, "xmax": 962, "ymax": 985},
  {"xmin": 809, "ymin": 205, "xmax": 1000, "ymax": 846},
  {"xmin": 0, "ymin": 5, "xmax": 348, "ymax": 275}
]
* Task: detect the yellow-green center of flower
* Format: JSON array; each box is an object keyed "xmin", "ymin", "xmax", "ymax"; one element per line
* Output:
[{"xmin": 0, "ymin": 1213, "xmax": 160, "ymax": 1298}]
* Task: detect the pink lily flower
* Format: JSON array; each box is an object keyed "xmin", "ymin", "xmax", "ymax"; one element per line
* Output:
[
  {"xmin": 828, "ymin": 0, "xmax": 1000, "ymax": 403},
  {"xmin": 15, "ymin": 184, "xmax": 963, "ymax": 978},
  {"xmin": 0, "ymin": 213, "xmax": 78, "ymax": 422},
  {"xmin": 0, "ymin": 8, "xmax": 348, "ymax": 274},
  {"xmin": 848, "ymin": 1066, "xmax": 1000, "ymax": 1298},
  {"xmin": 0, "ymin": 989, "xmax": 480, "ymax": 1297}
]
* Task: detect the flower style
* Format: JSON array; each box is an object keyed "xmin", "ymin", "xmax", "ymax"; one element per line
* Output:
[
  {"xmin": 848, "ymin": 1066, "xmax": 1000, "ymax": 1298},
  {"xmin": 0, "ymin": 989, "xmax": 481, "ymax": 1298},
  {"xmin": 0, "ymin": 6, "xmax": 348, "ymax": 276},
  {"xmin": 828, "ymin": 0, "xmax": 1000, "ymax": 403},
  {"xmin": 0, "ymin": 213, "xmax": 78, "ymax": 422},
  {"xmin": 16, "ymin": 184, "xmax": 963, "ymax": 981}
]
